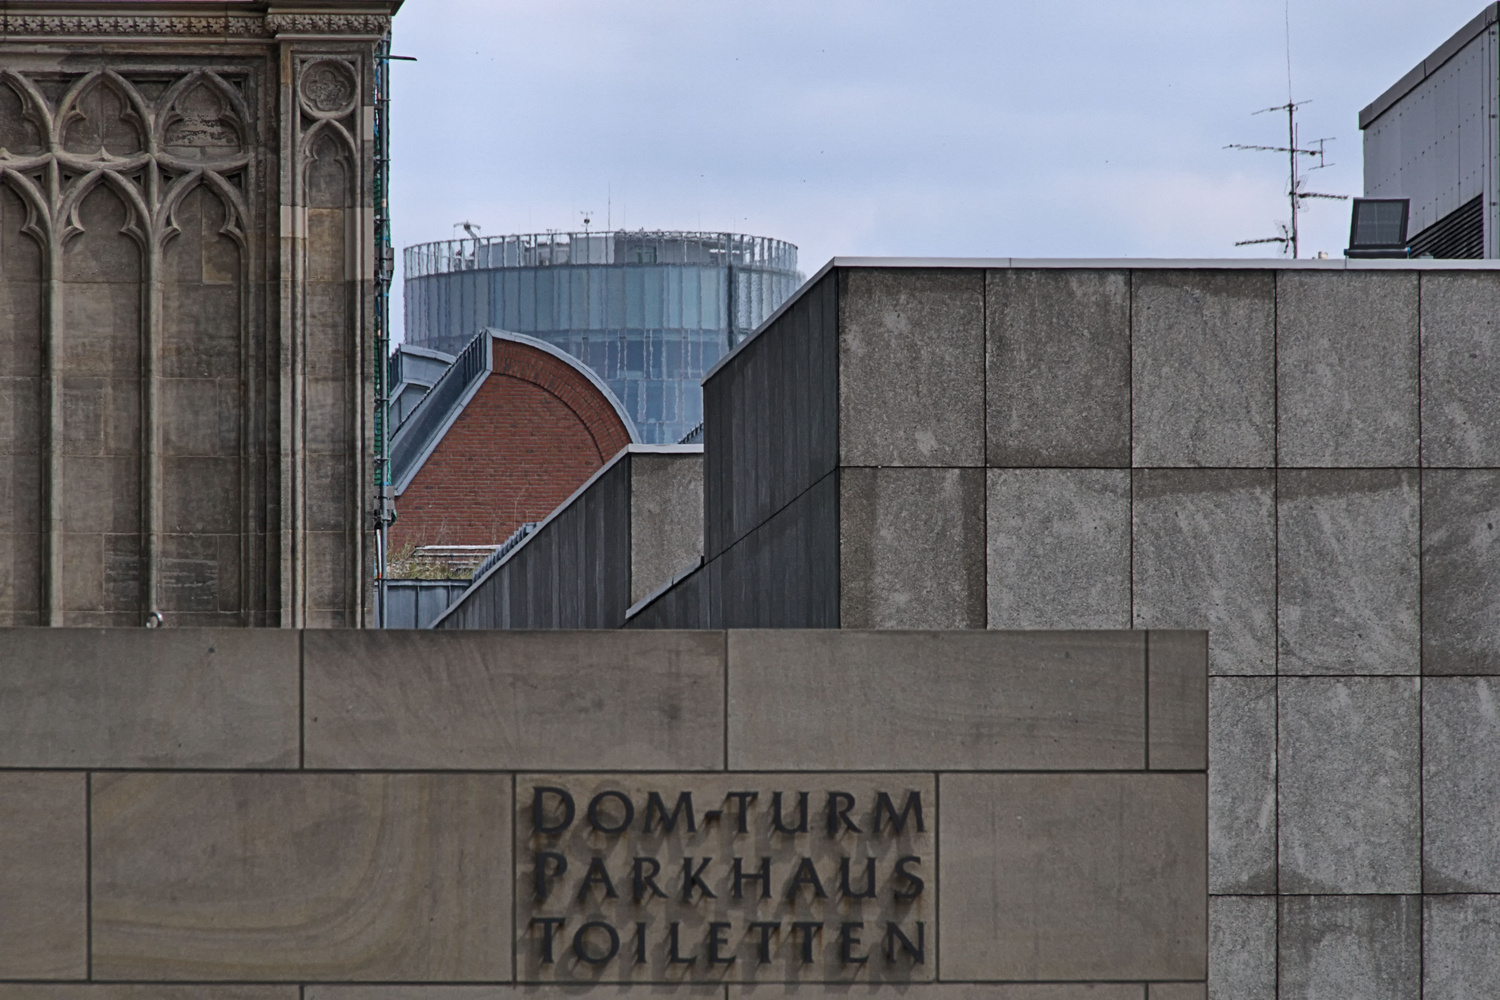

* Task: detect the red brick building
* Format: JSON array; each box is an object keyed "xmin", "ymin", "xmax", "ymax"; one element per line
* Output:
[{"xmin": 388, "ymin": 331, "xmax": 637, "ymax": 559}]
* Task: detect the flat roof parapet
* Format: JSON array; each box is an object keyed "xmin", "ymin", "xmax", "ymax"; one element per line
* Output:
[{"xmin": 706, "ymin": 256, "xmax": 1500, "ymax": 383}]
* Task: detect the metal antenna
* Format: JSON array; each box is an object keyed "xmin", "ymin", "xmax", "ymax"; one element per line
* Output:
[
  {"xmin": 1227, "ymin": 103, "xmax": 1347, "ymax": 257},
  {"xmin": 1226, "ymin": 4, "xmax": 1348, "ymax": 257}
]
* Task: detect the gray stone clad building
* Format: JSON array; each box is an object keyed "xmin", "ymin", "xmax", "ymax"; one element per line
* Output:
[{"xmin": 440, "ymin": 256, "xmax": 1500, "ymax": 1000}]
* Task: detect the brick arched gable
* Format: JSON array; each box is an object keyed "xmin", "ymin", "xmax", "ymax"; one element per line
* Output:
[{"xmin": 391, "ymin": 337, "xmax": 633, "ymax": 550}]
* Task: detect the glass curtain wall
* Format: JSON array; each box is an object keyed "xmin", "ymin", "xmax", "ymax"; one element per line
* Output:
[{"xmin": 403, "ymin": 231, "xmax": 801, "ymax": 444}]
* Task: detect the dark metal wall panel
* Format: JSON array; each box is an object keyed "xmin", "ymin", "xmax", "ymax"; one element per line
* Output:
[
  {"xmin": 710, "ymin": 470, "xmax": 839, "ymax": 629},
  {"xmin": 381, "ymin": 581, "xmax": 471, "ymax": 629},
  {"xmin": 623, "ymin": 564, "xmax": 711, "ymax": 630},
  {"xmin": 556, "ymin": 499, "xmax": 583, "ymax": 627},
  {"xmin": 704, "ymin": 271, "xmax": 839, "ymax": 559},
  {"xmin": 1362, "ymin": 24, "xmax": 1495, "ymax": 246},
  {"xmin": 436, "ymin": 457, "xmax": 633, "ymax": 629}
]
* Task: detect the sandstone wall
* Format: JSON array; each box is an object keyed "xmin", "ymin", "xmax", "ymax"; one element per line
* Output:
[
  {"xmin": 0, "ymin": 626, "xmax": 1206, "ymax": 994},
  {"xmin": 0, "ymin": 1, "xmax": 398, "ymax": 626}
]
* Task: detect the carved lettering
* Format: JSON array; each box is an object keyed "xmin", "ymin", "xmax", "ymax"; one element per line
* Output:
[
  {"xmin": 586, "ymin": 790, "xmax": 634, "ymax": 834},
  {"xmin": 874, "ymin": 790, "xmax": 925, "ymax": 834},
  {"xmin": 519, "ymin": 777, "xmax": 934, "ymax": 983},
  {"xmin": 531, "ymin": 916, "xmax": 566, "ymax": 964},
  {"xmin": 885, "ymin": 921, "xmax": 926, "ymax": 964},
  {"xmin": 826, "ymin": 791, "xmax": 860, "ymax": 836},
  {"xmin": 573, "ymin": 921, "xmax": 619, "ymax": 965},
  {"xmin": 893, "ymin": 855, "xmax": 926, "ymax": 901},
  {"xmin": 644, "ymin": 790, "xmax": 696, "ymax": 834},
  {"xmin": 533, "ymin": 786, "xmax": 574, "ymax": 834},
  {"xmin": 577, "ymin": 856, "xmax": 618, "ymax": 901},
  {"xmin": 771, "ymin": 790, "xmax": 809, "ymax": 833},
  {"xmin": 534, "ymin": 851, "xmax": 567, "ymax": 902}
]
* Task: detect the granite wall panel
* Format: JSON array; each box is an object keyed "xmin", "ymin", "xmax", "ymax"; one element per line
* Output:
[
  {"xmin": 1422, "ymin": 677, "xmax": 1500, "ymax": 892},
  {"xmin": 1421, "ymin": 469, "xmax": 1500, "ymax": 674},
  {"xmin": 0, "ymin": 991, "xmax": 296, "ymax": 1000},
  {"xmin": 304, "ymin": 629, "xmax": 725, "ymax": 770},
  {"xmin": 629, "ymin": 452, "xmax": 704, "ymax": 604},
  {"xmin": 1132, "ymin": 470, "xmax": 1276, "ymax": 676},
  {"xmin": 733, "ymin": 989, "xmax": 1149, "ymax": 1000},
  {"xmin": 940, "ymin": 772, "xmax": 1206, "ymax": 982},
  {"xmin": 309, "ymin": 991, "xmax": 721, "ymax": 1000},
  {"xmin": 985, "ymin": 268, "xmax": 1131, "ymax": 467},
  {"xmin": 1209, "ymin": 677, "xmax": 1277, "ymax": 894},
  {"xmin": 726, "ymin": 630, "xmax": 1153, "ymax": 771},
  {"xmin": 839, "ymin": 268, "xmax": 985, "ymax": 467},
  {"xmin": 1131, "ymin": 270, "xmax": 1275, "ymax": 467},
  {"xmin": 1423, "ymin": 894, "xmax": 1500, "ymax": 999},
  {"xmin": 841, "ymin": 466, "xmax": 985, "ymax": 629},
  {"xmin": 1276, "ymin": 471, "xmax": 1420, "ymax": 676},
  {"xmin": 91, "ymin": 772, "xmax": 513, "ymax": 981},
  {"xmin": 1149, "ymin": 987, "xmax": 1206, "ymax": 1000},
  {"xmin": 310, "ymin": 990, "xmax": 1143, "ymax": 1000},
  {"xmin": 1209, "ymin": 896, "xmax": 1276, "ymax": 1000},
  {"xmin": 0, "ymin": 772, "xmax": 86, "ymax": 979},
  {"xmin": 1274, "ymin": 271, "xmax": 1418, "ymax": 467},
  {"xmin": 986, "ymin": 468, "xmax": 1131, "ymax": 630},
  {"xmin": 1277, "ymin": 895, "xmax": 1419, "ymax": 1000},
  {"xmin": 0, "ymin": 628, "xmax": 298, "ymax": 768},
  {"xmin": 1420, "ymin": 272, "xmax": 1500, "ymax": 467},
  {"xmin": 1278, "ymin": 678, "xmax": 1421, "ymax": 894}
]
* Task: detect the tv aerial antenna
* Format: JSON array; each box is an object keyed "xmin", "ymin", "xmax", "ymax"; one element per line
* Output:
[
  {"xmin": 1226, "ymin": 2, "xmax": 1347, "ymax": 258},
  {"xmin": 1226, "ymin": 101, "xmax": 1347, "ymax": 258}
]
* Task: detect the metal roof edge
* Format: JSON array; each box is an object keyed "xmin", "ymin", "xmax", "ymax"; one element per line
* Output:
[
  {"xmin": 390, "ymin": 333, "xmax": 493, "ymax": 496},
  {"xmin": 624, "ymin": 556, "xmax": 706, "ymax": 621},
  {"xmin": 392, "ymin": 328, "xmax": 644, "ymax": 497},
  {"xmin": 825, "ymin": 255, "xmax": 1500, "ymax": 270},
  {"xmin": 392, "ymin": 343, "xmax": 456, "ymax": 364},
  {"xmin": 484, "ymin": 328, "xmax": 642, "ymax": 445},
  {"xmin": 703, "ymin": 258, "xmax": 838, "ymax": 383},
  {"xmin": 623, "ymin": 443, "xmax": 704, "ymax": 455},
  {"xmin": 1360, "ymin": 3, "xmax": 1499, "ymax": 129}
]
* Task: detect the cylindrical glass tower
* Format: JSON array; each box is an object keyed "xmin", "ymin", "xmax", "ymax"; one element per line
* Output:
[{"xmin": 403, "ymin": 230, "xmax": 802, "ymax": 444}]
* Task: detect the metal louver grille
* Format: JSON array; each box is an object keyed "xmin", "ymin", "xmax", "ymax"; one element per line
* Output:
[{"xmin": 1409, "ymin": 196, "xmax": 1484, "ymax": 259}]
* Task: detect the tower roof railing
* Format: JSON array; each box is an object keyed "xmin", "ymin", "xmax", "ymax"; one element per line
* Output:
[{"xmin": 404, "ymin": 230, "xmax": 798, "ymax": 279}]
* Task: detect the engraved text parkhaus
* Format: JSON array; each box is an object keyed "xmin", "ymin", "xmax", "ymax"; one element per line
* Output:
[{"xmin": 526, "ymin": 784, "xmax": 928, "ymax": 971}]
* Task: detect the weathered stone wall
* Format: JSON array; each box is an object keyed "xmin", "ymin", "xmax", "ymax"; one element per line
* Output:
[
  {"xmin": 634, "ymin": 260, "xmax": 1500, "ymax": 1000},
  {"xmin": 0, "ymin": 1, "xmax": 399, "ymax": 626},
  {"xmin": 0, "ymin": 626, "xmax": 1206, "ymax": 994}
]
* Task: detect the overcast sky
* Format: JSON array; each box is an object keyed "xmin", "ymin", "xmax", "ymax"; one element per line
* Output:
[{"xmin": 388, "ymin": 0, "xmax": 1483, "ymax": 335}]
